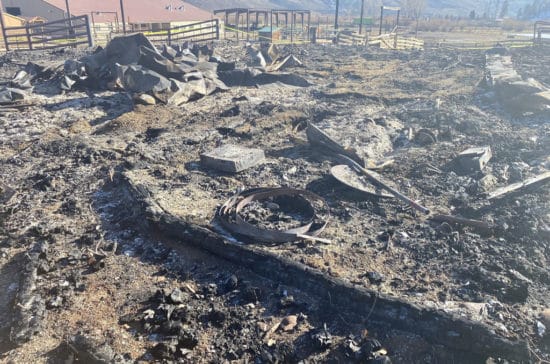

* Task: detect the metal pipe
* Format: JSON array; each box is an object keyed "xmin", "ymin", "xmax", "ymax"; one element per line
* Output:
[
  {"xmin": 246, "ymin": 9, "xmax": 249, "ymax": 41},
  {"xmin": 290, "ymin": 10, "xmax": 294, "ymax": 43},
  {"xmin": 379, "ymin": 6, "xmax": 383, "ymax": 35},
  {"xmin": 359, "ymin": 0, "xmax": 365, "ymax": 34},
  {"xmin": 334, "ymin": 0, "xmax": 339, "ymax": 30},
  {"xmin": 65, "ymin": 0, "xmax": 74, "ymax": 33}
]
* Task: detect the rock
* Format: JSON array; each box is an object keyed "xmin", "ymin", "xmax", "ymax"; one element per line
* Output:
[
  {"xmin": 223, "ymin": 274, "xmax": 238, "ymax": 291},
  {"xmin": 134, "ymin": 93, "xmax": 156, "ymax": 105},
  {"xmin": 366, "ymin": 271, "xmax": 385, "ymax": 285},
  {"xmin": 47, "ymin": 296, "xmax": 63, "ymax": 309},
  {"xmin": 536, "ymin": 321, "xmax": 546, "ymax": 338},
  {"xmin": 477, "ymin": 174, "xmax": 498, "ymax": 193},
  {"xmin": 168, "ymin": 288, "xmax": 186, "ymax": 304},
  {"xmin": 200, "ymin": 144, "xmax": 265, "ymax": 173},
  {"xmin": 280, "ymin": 315, "xmax": 298, "ymax": 332}
]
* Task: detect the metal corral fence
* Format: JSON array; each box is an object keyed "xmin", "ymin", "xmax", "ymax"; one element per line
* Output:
[
  {"xmin": 1, "ymin": 15, "xmax": 93, "ymax": 51},
  {"xmin": 108, "ymin": 19, "xmax": 220, "ymax": 46}
]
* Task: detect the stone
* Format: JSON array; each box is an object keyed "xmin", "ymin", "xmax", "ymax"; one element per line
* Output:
[
  {"xmin": 200, "ymin": 144, "xmax": 265, "ymax": 173},
  {"xmin": 134, "ymin": 93, "xmax": 156, "ymax": 105},
  {"xmin": 168, "ymin": 288, "xmax": 186, "ymax": 304},
  {"xmin": 477, "ymin": 174, "xmax": 498, "ymax": 193}
]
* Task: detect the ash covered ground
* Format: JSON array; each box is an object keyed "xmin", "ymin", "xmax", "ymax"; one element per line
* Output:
[{"xmin": 0, "ymin": 39, "xmax": 549, "ymax": 363}]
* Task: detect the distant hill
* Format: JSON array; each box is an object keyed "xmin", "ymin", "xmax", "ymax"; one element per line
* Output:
[{"xmin": 187, "ymin": 0, "xmax": 533, "ymax": 18}]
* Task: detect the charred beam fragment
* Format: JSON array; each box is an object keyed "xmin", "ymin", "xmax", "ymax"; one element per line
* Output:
[{"xmin": 123, "ymin": 174, "xmax": 530, "ymax": 361}]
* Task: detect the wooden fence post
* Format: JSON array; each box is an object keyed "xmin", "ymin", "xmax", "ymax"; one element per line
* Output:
[
  {"xmin": 25, "ymin": 24, "xmax": 33, "ymax": 50},
  {"xmin": 0, "ymin": 3, "xmax": 9, "ymax": 51}
]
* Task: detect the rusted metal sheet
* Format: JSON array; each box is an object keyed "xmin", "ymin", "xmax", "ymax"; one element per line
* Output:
[
  {"xmin": 330, "ymin": 164, "xmax": 394, "ymax": 199},
  {"xmin": 217, "ymin": 187, "xmax": 330, "ymax": 244},
  {"xmin": 306, "ymin": 122, "xmax": 364, "ymax": 166}
]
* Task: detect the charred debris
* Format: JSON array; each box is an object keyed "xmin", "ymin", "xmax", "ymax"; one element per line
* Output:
[{"xmin": 0, "ymin": 33, "xmax": 549, "ymax": 363}]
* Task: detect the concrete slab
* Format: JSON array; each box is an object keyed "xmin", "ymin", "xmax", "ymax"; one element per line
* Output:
[{"xmin": 200, "ymin": 144, "xmax": 265, "ymax": 173}]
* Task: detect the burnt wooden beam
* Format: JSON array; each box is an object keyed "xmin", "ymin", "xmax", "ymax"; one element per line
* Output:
[{"xmin": 122, "ymin": 174, "xmax": 530, "ymax": 361}]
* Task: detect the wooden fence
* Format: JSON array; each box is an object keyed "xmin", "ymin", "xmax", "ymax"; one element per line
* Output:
[
  {"xmin": 426, "ymin": 38, "xmax": 534, "ymax": 50},
  {"xmin": 1, "ymin": 15, "xmax": 93, "ymax": 51},
  {"xmin": 337, "ymin": 31, "xmax": 424, "ymax": 50}
]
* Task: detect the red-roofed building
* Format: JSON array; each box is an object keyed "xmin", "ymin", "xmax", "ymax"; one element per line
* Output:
[{"xmin": 2, "ymin": 0, "xmax": 213, "ymax": 34}]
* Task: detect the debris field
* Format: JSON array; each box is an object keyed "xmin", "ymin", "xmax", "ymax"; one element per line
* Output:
[{"xmin": 0, "ymin": 36, "xmax": 549, "ymax": 363}]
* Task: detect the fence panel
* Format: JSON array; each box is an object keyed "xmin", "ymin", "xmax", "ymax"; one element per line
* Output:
[
  {"xmin": 109, "ymin": 19, "xmax": 220, "ymax": 46},
  {"xmin": 1, "ymin": 15, "xmax": 93, "ymax": 51}
]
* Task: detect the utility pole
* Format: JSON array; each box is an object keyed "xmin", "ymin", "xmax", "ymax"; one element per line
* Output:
[
  {"xmin": 334, "ymin": 0, "xmax": 339, "ymax": 30},
  {"xmin": 120, "ymin": 0, "xmax": 126, "ymax": 33},
  {"xmin": 359, "ymin": 0, "xmax": 365, "ymax": 34}
]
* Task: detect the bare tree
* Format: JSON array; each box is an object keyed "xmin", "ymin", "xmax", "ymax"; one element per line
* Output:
[{"xmin": 402, "ymin": 0, "xmax": 426, "ymax": 35}]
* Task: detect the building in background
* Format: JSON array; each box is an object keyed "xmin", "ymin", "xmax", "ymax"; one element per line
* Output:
[{"xmin": 2, "ymin": 0, "xmax": 213, "ymax": 42}]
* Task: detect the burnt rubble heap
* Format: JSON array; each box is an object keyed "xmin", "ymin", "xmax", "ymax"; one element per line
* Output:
[
  {"xmin": 3, "ymin": 33, "xmax": 309, "ymax": 107},
  {"xmin": 0, "ymin": 34, "xmax": 550, "ymax": 363}
]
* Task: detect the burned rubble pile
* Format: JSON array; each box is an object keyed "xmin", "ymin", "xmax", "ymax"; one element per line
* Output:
[
  {"xmin": 2, "ymin": 33, "xmax": 310, "ymax": 108},
  {"xmin": 1, "ymin": 35, "xmax": 550, "ymax": 363}
]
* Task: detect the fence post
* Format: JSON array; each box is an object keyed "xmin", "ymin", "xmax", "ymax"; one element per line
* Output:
[
  {"xmin": 25, "ymin": 24, "xmax": 32, "ymax": 50},
  {"xmin": 0, "ymin": 6, "xmax": 9, "ymax": 51},
  {"xmin": 167, "ymin": 28, "xmax": 171, "ymax": 45},
  {"xmin": 85, "ymin": 15, "xmax": 94, "ymax": 48}
]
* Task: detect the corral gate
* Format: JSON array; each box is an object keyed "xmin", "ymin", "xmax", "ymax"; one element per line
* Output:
[{"xmin": 0, "ymin": 15, "xmax": 93, "ymax": 51}]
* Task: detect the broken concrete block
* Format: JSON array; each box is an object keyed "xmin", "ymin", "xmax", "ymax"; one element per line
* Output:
[
  {"xmin": 455, "ymin": 146, "xmax": 492, "ymax": 174},
  {"xmin": 200, "ymin": 145, "xmax": 265, "ymax": 173}
]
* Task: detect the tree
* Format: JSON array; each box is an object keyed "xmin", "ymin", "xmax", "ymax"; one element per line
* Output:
[
  {"xmin": 499, "ymin": 0, "xmax": 509, "ymax": 18},
  {"xmin": 469, "ymin": 10, "xmax": 476, "ymax": 19},
  {"xmin": 401, "ymin": 0, "xmax": 427, "ymax": 35}
]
